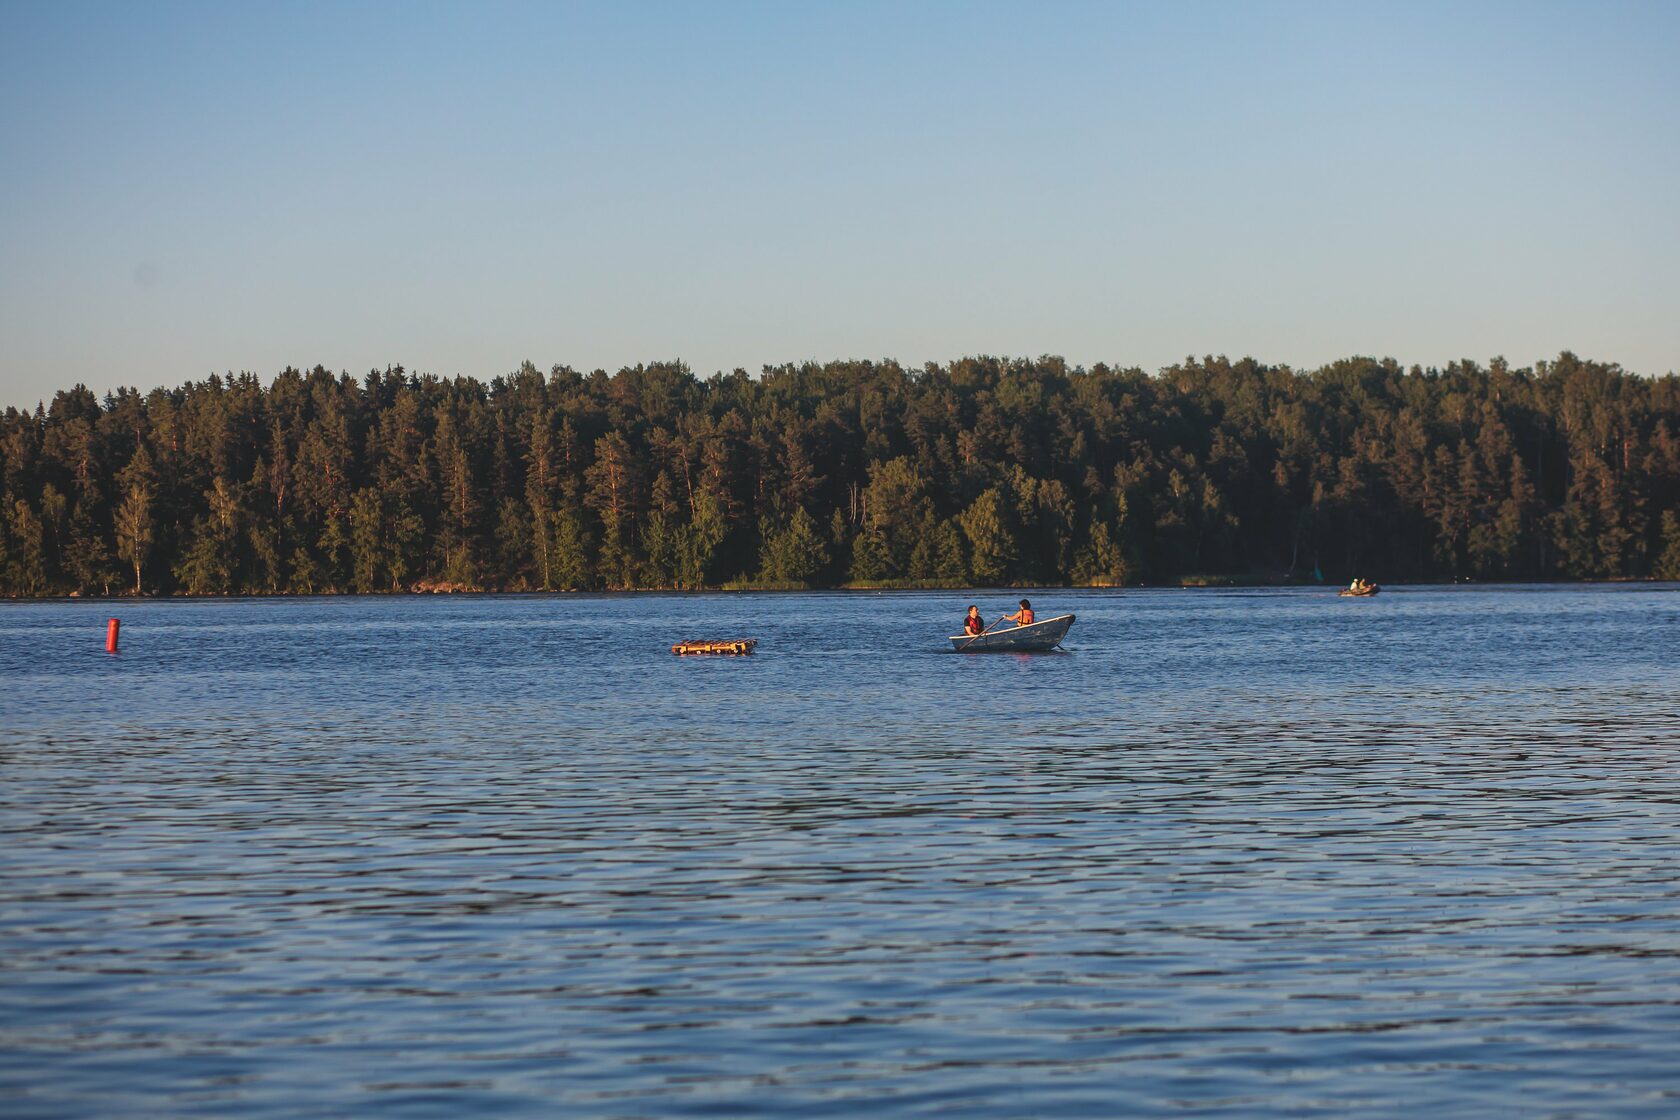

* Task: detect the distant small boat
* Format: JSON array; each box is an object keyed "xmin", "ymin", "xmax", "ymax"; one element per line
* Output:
[
  {"xmin": 1339, "ymin": 585, "xmax": 1380, "ymax": 597},
  {"xmin": 950, "ymin": 614, "xmax": 1075, "ymax": 652}
]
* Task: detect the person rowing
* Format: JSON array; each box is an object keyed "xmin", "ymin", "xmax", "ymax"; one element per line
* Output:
[
  {"xmin": 1002, "ymin": 598, "xmax": 1035, "ymax": 627},
  {"xmin": 948, "ymin": 598, "xmax": 1073, "ymax": 650}
]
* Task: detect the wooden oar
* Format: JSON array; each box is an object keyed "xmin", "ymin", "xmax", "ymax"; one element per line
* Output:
[{"xmin": 958, "ymin": 616, "xmax": 1011, "ymax": 650}]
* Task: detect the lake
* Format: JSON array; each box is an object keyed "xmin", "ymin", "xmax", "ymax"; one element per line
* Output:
[{"xmin": 2, "ymin": 586, "xmax": 1678, "ymax": 1117}]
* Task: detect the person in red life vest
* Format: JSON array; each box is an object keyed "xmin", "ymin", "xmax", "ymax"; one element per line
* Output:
[
  {"xmin": 1003, "ymin": 598, "xmax": 1035, "ymax": 627},
  {"xmin": 963, "ymin": 605, "xmax": 985, "ymax": 636}
]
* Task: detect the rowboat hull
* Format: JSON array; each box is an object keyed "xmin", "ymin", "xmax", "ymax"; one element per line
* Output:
[
  {"xmin": 1338, "ymin": 586, "xmax": 1380, "ymax": 597},
  {"xmin": 949, "ymin": 613, "xmax": 1075, "ymax": 652}
]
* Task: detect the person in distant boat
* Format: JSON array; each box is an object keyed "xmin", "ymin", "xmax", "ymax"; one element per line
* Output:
[
  {"xmin": 963, "ymin": 605, "xmax": 985, "ymax": 636},
  {"xmin": 1003, "ymin": 599, "xmax": 1035, "ymax": 627}
]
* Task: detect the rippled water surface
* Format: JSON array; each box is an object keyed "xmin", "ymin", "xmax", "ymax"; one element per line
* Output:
[{"xmin": 4, "ymin": 586, "xmax": 1679, "ymax": 1117}]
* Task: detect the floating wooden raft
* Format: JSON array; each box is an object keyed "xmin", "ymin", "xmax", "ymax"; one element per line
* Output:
[{"xmin": 671, "ymin": 638, "xmax": 758, "ymax": 656}]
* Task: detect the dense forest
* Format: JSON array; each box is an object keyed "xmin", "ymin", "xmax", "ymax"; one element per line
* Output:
[{"xmin": 2, "ymin": 352, "xmax": 1679, "ymax": 597}]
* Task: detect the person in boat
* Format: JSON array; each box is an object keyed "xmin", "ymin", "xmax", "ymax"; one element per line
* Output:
[
  {"xmin": 963, "ymin": 605, "xmax": 985, "ymax": 636},
  {"xmin": 1002, "ymin": 598, "xmax": 1035, "ymax": 627}
]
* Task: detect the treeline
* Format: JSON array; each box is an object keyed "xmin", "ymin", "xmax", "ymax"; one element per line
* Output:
[{"xmin": 2, "ymin": 353, "xmax": 1679, "ymax": 597}]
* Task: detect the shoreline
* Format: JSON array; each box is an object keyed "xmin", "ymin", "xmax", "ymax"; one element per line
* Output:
[{"xmin": 6, "ymin": 578, "xmax": 1678, "ymax": 604}]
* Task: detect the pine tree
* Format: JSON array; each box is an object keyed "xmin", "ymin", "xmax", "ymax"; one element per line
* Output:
[
  {"xmin": 349, "ymin": 487, "xmax": 384, "ymax": 593},
  {"xmin": 549, "ymin": 503, "xmax": 592, "ymax": 591},
  {"xmin": 585, "ymin": 432, "xmax": 639, "ymax": 588},
  {"xmin": 316, "ymin": 515, "xmax": 350, "ymax": 592},
  {"xmin": 848, "ymin": 529, "xmax": 891, "ymax": 583},
  {"xmin": 63, "ymin": 500, "xmax": 115, "ymax": 595},
  {"xmin": 493, "ymin": 497, "xmax": 531, "ymax": 588},
  {"xmin": 680, "ymin": 491, "xmax": 725, "ymax": 588},
  {"xmin": 435, "ymin": 411, "xmax": 478, "ymax": 586},
  {"xmin": 933, "ymin": 518, "xmax": 968, "ymax": 583},
  {"xmin": 1494, "ymin": 454, "xmax": 1538, "ymax": 577},
  {"xmin": 288, "ymin": 546, "xmax": 321, "ymax": 594},
  {"xmin": 6, "ymin": 500, "xmax": 45, "ymax": 595},
  {"xmin": 38, "ymin": 483, "xmax": 67, "ymax": 587},
  {"xmin": 641, "ymin": 510, "xmax": 681, "ymax": 588},
  {"xmin": 388, "ymin": 500, "xmax": 425, "ymax": 591},
  {"xmin": 759, "ymin": 506, "xmax": 828, "ymax": 585},
  {"xmin": 960, "ymin": 487, "xmax": 1016, "ymax": 585},
  {"xmin": 525, "ymin": 411, "xmax": 556, "ymax": 589},
  {"xmin": 1073, "ymin": 521, "xmax": 1129, "ymax": 586},
  {"xmin": 174, "ymin": 479, "xmax": 241, "ymax": 595},
  {"xmin": 1656, "ymin": 510, "xmax": 1680, "ymax": 581}
]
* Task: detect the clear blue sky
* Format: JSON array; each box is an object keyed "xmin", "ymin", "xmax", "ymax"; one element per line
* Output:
[{"xmin": 2, "ymin": 1, "xmax": 1676, "ymax": 407}]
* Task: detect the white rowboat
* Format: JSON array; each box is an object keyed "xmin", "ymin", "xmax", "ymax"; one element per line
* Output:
[{"xmin": 949, "ymin": 613, "xmax": 1075, "ymax": 652}]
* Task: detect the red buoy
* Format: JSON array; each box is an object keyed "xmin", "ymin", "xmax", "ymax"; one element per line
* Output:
[{"xmin": 106, "ymin": 618, "xmax": 120, "ymax": 654}]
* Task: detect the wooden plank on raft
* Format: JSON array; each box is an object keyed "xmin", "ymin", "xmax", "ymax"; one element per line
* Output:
[{"xmin": 671, "ymin": 638, "xmax": 758, "ymax": 656}]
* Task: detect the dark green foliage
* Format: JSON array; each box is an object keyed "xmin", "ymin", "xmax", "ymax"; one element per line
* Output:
[
  {"xmin": 1, "ymin": 354, "xmax": 1677, "ymax": 595},
  {"xmin": 758, "ymin": 507, "xmax": 829, "ymax": 586}
]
